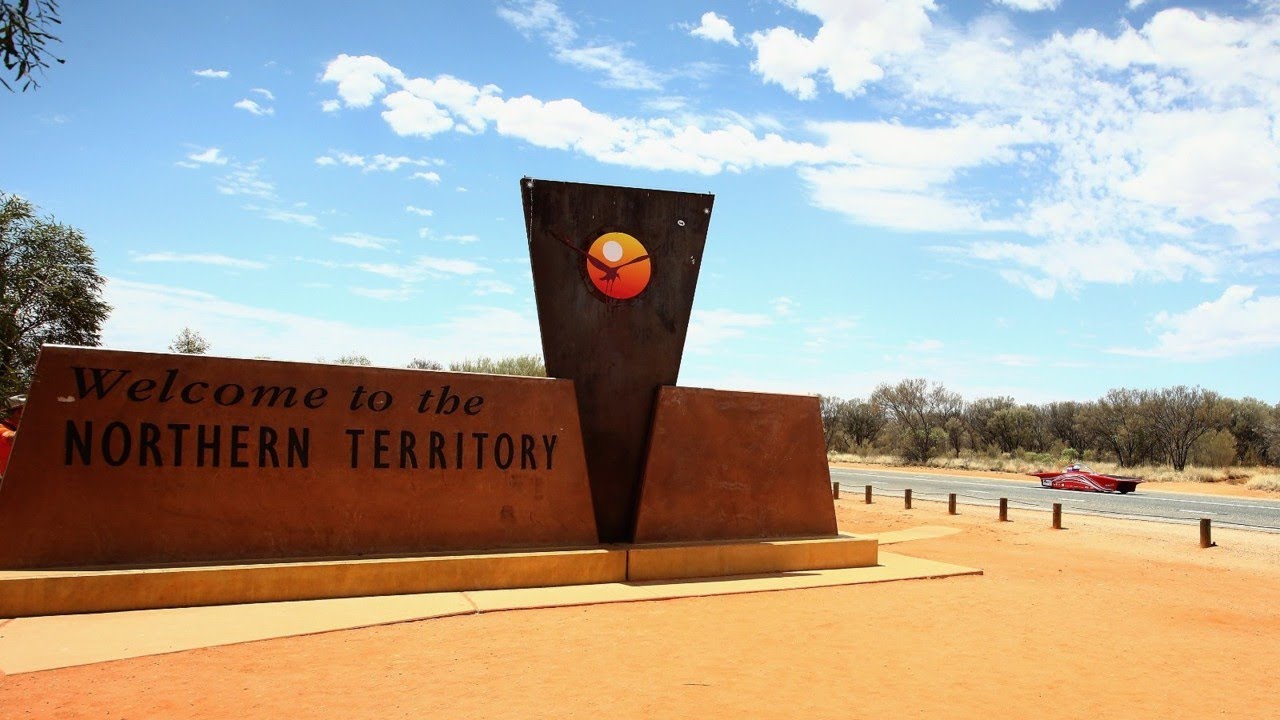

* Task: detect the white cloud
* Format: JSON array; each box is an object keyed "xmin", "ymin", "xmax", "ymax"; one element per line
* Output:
[
  {"xmin": 349, "ymin": 287, "xmax": 415, "ymax": 302},
  {"xmin": 217, "ymin": 164, "xmax": 276, "ymax": 200},
  {"xmin": 257, "ymin": 207, "xmax": 319, "ymax": 227},
  {"xmin": 101, "ymin": 279, "xmax": 540, "ymax": 366},
  {"xmin": 351, "ymin": 256, "xmax": 492, "ymax": 281},
  {"xmin": 315, "ymin": 152, "xmax": 440, "ymax": 172},
  {"xmin": 686, "ymin": 309, "xmax": 772, "ymax": 354},
  {"xmin": 193, "ymin": 68, "xmax": 229, "ymax": 79},
  {"xmin": 691, "ymin": 12, "xmax": 739, "ymax": 46},
  {"xmin": 1110, "ymin": 286, "xmax": 1280, "ymax": 360},
  {"xmin": 332, "ymin": 232, "xmax": 395, "ymax": 250},
  {"xmin": 771, "ymin": 297, "xmax": 796, "ymax": 316},
  {"xmin": 908, "ymin": 339, "xmax": 944, "ymax": 352},
  {"xmin": 749, "ymin": 0, "xmax": 936, "ymax": 99},
  {"xmin": 133, "ymin": 252, "xmax": 266, "ymax": 270},
  {"xmin": 186, "ymin": 147, "xmax": 227, "ymax": 166},
  {"xmin": 234, "ymin": 98, "xmax": 275, "ymax": 116},
  {"xmin": 321, "ymin": 54, "xmax": 404, "ymax": 107},
  {"xmin": 320, "ymin": 99, "xmax": 341, "ymax": 113},
  {"xmin": 411, "ymin": 171, "xmax": 442, "ymax": 183},
  {"xmin": 320, "ymin": 4, "xmax": 1280, "ymax": 297},
  {"xmin": 443, "ymin": 234, "xmax": 479, "ymax": 244},
  {"xmin": 993, "ymin": 0, "xmax": 1061, "ymax": 11},
  {"xmin": 405, "ymin": 205, "xmax": 434, "ymax": 216},
  {"xmin": 968, "ymin": 237, "xmax": 1216, "ymax": 299},
  {"xmin": 555, "ymin": 45, "xmax": 662, "ymax": 91},
  {"xmin": 252, "ymin": 87, "xmax": 275, "ymax": 101},
  {"xmin": 473, "ymin": 280, "xmax": 515, "ymax": 295},
  {"xmin": 497, "ymin": 0, "xmax": 662, "ymax": 90}
]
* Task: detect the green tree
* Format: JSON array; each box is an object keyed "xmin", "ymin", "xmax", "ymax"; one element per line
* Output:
[
  {"xmin": 406, "ymin": 358, "xmax": 444, "ymax": 370},
  {"xmin": 168, "ymin": 327, "xmax": 210, "ymax": 354},
  {"xmin": 1, "ymin": 0, "xmax": 64, "ymax": 91},
  {"xmin": 870, "ymin": 378, "xmax": 960, "ymax": 463},
  {"xmin": 1081, "ymin": 389, "xmax": 1155, "ymax": 467},
  {"xmin": 334, "ymin": 354, "xmax": 372, "ymax": 366},
  {"xmin": 1147, "ymin": 386, "xmax": 1225, "ymax": 472},
  {"xmin": 449, "ymin": 354, "xmax": 546, "ymax": 377},
  {"xmin": 0, "ymin": 192, "xmax": 109, "ymax": 397}
]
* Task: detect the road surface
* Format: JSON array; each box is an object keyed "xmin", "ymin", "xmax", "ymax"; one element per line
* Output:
[{"xmin": 831, "ymin": 466, "xmax": 1280, "ymax": 533}]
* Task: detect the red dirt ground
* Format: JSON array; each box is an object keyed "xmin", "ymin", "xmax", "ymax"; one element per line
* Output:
[{"xmin": 2, "ymin": 498, "xmax": 1277, "ymax": 719}]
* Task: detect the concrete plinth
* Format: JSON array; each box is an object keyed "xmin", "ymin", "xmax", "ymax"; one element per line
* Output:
[
  {"xmin": 0, "ymin": 535, "xmax": 879, "ymax": 618},
  {"xmin": 628, "ymin": 534, "xmax": 877, "ymax": 582}
]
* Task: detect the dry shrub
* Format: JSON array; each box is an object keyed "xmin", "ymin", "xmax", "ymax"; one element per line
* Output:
[{"xmin": 1245, "ymin": 474, "xmax": 1280, "ymax": 493}]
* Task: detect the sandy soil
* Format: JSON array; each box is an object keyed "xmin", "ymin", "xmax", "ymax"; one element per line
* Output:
[
  {"xmin": 2, "ymin": 500, "xmax": 1278, "ymax": 719},
  {"xmin": 832, "ymin": 460, "xmax": 1280, "ymax": 500}
]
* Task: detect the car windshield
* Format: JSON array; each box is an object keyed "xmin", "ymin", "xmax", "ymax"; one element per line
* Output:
[{"xmin": 1067, "ymin": 464, "xmax": 1094, "ymax": 473}]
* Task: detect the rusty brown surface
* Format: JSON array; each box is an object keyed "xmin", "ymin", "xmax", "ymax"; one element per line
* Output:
[
  {"xmin": 632, "ymin": 387, "xmax": 838, "ymax": 543},
  {"xmin": 0, "ymin": 346, "xmax": 598, "ymax": 569},
  {"xmin": 523, "ymin": 178, "xmax": 713, "ymax": 543}
]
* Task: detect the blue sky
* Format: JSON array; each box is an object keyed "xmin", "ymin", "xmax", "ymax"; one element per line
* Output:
[{"xmin": 3, "ymin": 0, "xmax": 1279, "ymax": 404}]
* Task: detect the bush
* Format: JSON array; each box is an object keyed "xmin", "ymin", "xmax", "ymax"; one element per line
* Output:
[{"xmin": 1192, "ymin": 429, "xmax": 1237, "ymax": 468}]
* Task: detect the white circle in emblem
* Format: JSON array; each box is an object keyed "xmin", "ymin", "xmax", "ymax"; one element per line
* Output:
[{"xmin": 602, "ymin": 240, "xmax": 624, "ymax": 262}]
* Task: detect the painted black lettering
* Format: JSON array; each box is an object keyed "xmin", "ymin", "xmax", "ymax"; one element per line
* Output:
[
  {"xmin": 436, "ymin": 385, "xmax": 460, "ymax": 415},
  {"xmin": 455, "ymin": 432, "xmax": 464, "ymax": 468},
  {"xmin": 259, "ymin": 426, "xmax": 280, "ymax": 467},
  {"xmin": 139, "ymin": 422, "xmax": 162, "ymax": 466},
  {"xmin": 157, "ymin": 368, "xmax": 180, "ymax": 402},
  {"xmin": 127, "ymin": 378, "xmax": 157, "ymax": 402},
  {"xmin": 230, "ymin": 425, "xmax": 250, "ymax": 467},
  {"xmin": 543, "ymin": 434, "xmax": 558, "ymax": 470},
  {"xmin": 214, "ymin": 383, "xmax": 245, "ymax": 406},
  {"xmin": 181, "ymin": 382, "xmax": 209, "ymax": 404},
  {"xmin": 65, "ymin": 420, "xmax": 92, "ymax": 465},
  {"xmin": 495, "ymin": 433, "xmax": 514, "ymax": 470},
  {"xmin": 303, "ymin": 387, "xmax": 327, "ymax": 409},
  {"xmin": 368, "ymin": 391, "xmax": 392, "ymax": 412},
  {"xmin": 102, "ymin": 421, "xmax": 132, "ymax": 466},
  {"xmin": 417, "ymin": 389, "xmax": 435, "ymax": 413},
  {"xmin": 520, "ymin": 434, "xmax": 536, "ymax": 470},
  {"xmin": 168, "ymin": 423, "xmax": 190, "ymax": 466},
  {"xmin": 71, "ymin": 367, "xmax": 130, "ymax": 399},
  {"xmin": 349, "ymin": 385, "xmax": 368, "ymax": 410},
  {"xmin": 472, "ymin": 432, "xmax": 489, "ymax": 469},
  {"xmin": 345, "ymin": 428, "xmax": 364, "ymax": 468},
  {"xmin": 250, "ymin": 385, "xmax": 297, "ymax": 408},
  {"xmin": 288, "ymin": 428, "xmax": 310, "ymax": 468},
  {"xmin": 197, "ymin": 425, "xmax": 221, "ymax": 467},
  {"xmin": 400, "ymin": 430, "xmax": 418, "ymax": 469},
  {"xmin": 373, "ymin": 429, "xmax": 391, "ymax": 469},
  {"xmin": 464, "ymin": 395, "xmax": 484, "ymax": 415},
  {"xmin": 429, "ymin": 431, "xmax": 446, "ymax": 469}
]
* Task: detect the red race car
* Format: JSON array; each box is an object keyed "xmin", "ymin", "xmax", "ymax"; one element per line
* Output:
[{"xmin": 1028, "ymin": 464, "xmax": 1143, "ymax": 494}]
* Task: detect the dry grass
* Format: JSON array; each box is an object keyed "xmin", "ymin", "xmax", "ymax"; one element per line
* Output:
[
  {"xmin": 1246, "ymin": 473, "xmax": 1280, "ymax": 492},
  {"xmin": 828, "ymin": 451, "xmax": 1277, "ymax": 491}
]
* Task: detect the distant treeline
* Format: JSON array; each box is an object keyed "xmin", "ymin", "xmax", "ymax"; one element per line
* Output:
[{"xmin": 821, "ymin": 379, "xmax": 1280, "ymax": 471}]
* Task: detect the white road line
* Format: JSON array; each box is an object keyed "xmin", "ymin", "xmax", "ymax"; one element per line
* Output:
[
  {"xmin": 1144, "ymin": 497, "xmax": 1269, "ymax": 510},
  {"xmin": 1178, "ymin": 509, "xmax": 1223, "ymax": 515}
]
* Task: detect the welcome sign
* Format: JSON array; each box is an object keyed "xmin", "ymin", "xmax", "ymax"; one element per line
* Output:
[{"xmin": 0, "ymin": 346, "xmax": 598, "ymax": 568}]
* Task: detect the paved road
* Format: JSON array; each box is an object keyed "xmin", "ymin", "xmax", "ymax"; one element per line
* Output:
[{"xmin": 831, "ymin": 466, "xmax": 1280, "ymax": 533}]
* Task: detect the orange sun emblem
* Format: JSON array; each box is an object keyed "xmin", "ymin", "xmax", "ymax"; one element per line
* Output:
[{"xmin": 555, "ymin": 230, "xmax": 652, "ymax": 300}]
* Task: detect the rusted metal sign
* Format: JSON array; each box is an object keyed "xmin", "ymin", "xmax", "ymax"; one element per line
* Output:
[
  {"xmin": 632, "ymin": 387, "xmax": 837, "ymax": 543},
  {"xmin": 0, "ymin": 346, "xmax": 598, "ymax": 568},
  {"xmin": 523, "ymin": 178, "xmax": 714, "ymax": 542}
]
